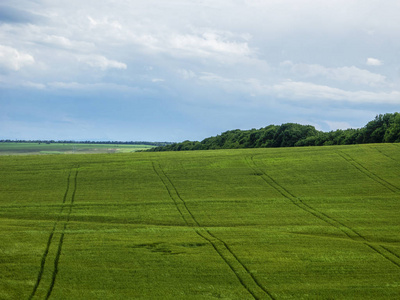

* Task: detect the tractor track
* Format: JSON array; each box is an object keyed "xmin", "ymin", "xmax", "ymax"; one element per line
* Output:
[
  {"xmin": 380, "ymin": 245, "xmax": 400, "ymax": 261},
  {"xmin": 29, "ymin": 167, "xmax": 79, "ymax": 300},
  {"xmin": 337, "ymin": 151, "xmax": 400, "ymax": 193},
  {"xmin": 28, "ymin": 171, "xmax": 71, "ymax": 300},
  {"xmin": 370, "ymin": 145, "xmax": 400, "ymax": 164},
  {"xmin": 365, "ymin": 244, "xmax": 400, "ymax": 268},
  {"xmin": 45, "ymin": 168, "xmax": 79, "ymax": 300},
  {"xmin": 246, "ymin": 156, "xmax": 400, "ymax": 270},
  {"xmin": 245, "ymin": 157, "xmax": 361, "ymax": 240},
  {"xmin": 152, "ymin": 162, "xmax": 275, "ymax": 300}
]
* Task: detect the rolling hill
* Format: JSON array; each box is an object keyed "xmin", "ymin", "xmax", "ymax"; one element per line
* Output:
[{"xmin": 0, "ymin": 144, "xmax": 399, "ymax": 299}]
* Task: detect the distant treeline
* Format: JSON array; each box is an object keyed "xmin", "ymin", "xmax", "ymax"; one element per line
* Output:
[
  {"xmin": 148, "ymin": 112, "xmax": 400, "ymax": 152},
  {"xmin": 0, "ymin": 140, "xmax": 172, "ymax": 147}
]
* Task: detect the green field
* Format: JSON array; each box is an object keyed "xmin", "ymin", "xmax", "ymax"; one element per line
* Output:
[
  {"xmin": 0, "ymin": 143, "xmax": 155, "ymax": 155},
  {"xmin": 0, "ymin": 144, "xmax": 399, "ymax": 299}
]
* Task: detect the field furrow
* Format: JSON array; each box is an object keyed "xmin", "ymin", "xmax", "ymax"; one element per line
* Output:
[
  {"xmin": 45, "ymin": 168, "xmax": 79, "ymax": 299},
  {"xmin": 1, "ymin": 145, "xmax": 399, "ymax": 299},
  {"xmin": 247, "ymin": 155, "xmax": 400, "ymax": 269},
  {"xmin": 246, "ymin": 156, "xmax": 360, "ymax": 239},
  {"xmin": 28, "ymin": 171, "xmax": 72, "ymax": 300},
  {"xmin": 370, "ymin": 145, "xmax": 400, "ymax": 163},
  {"xmin": 152, "ymin": 162, "xmax": 275, "ymax": 300},
  {"xmin": 337, "ymin": 151, "xmax": 400, "ymax": 193},
  {"xmin": 29, "ymin": 168, "xmax": 79, "ymax": 300}
]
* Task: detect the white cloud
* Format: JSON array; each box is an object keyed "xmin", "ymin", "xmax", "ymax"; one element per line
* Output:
[
  {"xmin": 41, "ymin": 34, "xmax": 95, "ymax": 51},
  {"xmin": 177, "ymin": 69, "xmax": 196, "ymax": 80},
  {"xmin": 324, "ymin": 121, "xmax": 352, "ymax": 131},
  {"xmin": 242, "ymin": 0, "xmax": 400, "ymax": 34},
  {"xmin": 87, "ymin": 15, "xmax": 122, "ymax": 30},
  {"xmin": 283, "ymin": 61, "xmax": 386, "ymax": 86},
  {"xmin": 195, "ymin": 71, "xmax": 400, "ymax": 105},
  {"xmin": 78, "ymin": 55, "xmax": 127, "ymax": 70},
  {"xmin": 22, "ymin": 81, "xmax": 46, "ymax": 89},
  {"xmin": 169, "ymin": 32, "xmax": 252, "ymax": 58},
  {"xmin": 366, "ymin": 58, "xmax": 383, "ymax": 66},
  {"xmin": 47, "ymin": 81, "xmax": 140, "ymax": 92},
  {"xmin": 271, "ymin": 80, "xmax": 400, "ymax": 104},
  {"xmin": 87, "ymin": 16, "xmax": 98, "ymax": 28},
  {"xmin": 198, "ymin": 72, "xmax": 234, "ymax": 83},
  {"xmin": 329, "ymin": 66, "xmax": 385, "ymax": 86},
  {"xmin": 48, "ymin": 81, "xmax": 84, "ymax": 89},
  {"xmin": 0, "ymin": 45, "xmax": 34, "ymax": 71}
]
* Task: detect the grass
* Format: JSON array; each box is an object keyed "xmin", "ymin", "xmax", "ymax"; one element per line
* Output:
[
  {"xmin": 0, "ymin": 144, "xmax": 399, "ymax": 299},
  {"xmin": 0, "ymin": 142, "xmax": 154, "ymax": 155}
]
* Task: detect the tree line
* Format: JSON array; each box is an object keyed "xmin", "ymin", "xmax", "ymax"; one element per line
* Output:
[
  {"xmin": 147, "ymin": 112, "xmax": 400, "ymax": 152},
  {"xmin": 0, "ymin": 140, "xmax": 172, "ymax": 147}
]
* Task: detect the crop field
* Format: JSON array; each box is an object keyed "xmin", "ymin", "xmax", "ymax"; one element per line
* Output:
[
  {"xmin": 0, "ymin": 144, "xmax": 399, "ymax": 299},
  {"xmin": 0, "ymin": 143, "xmax": 154, "ymax": 155}
]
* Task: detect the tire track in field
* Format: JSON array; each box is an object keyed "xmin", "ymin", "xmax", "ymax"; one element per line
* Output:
[
  {"xmin": 246, "ymin": 156, "xmax": 400, "ymax": 269},
  {"xmin": 152, "ymin": 162, "xmax": 275, "ymax": 300},
  {"xmin": 28, "ymin": 171, "xmax": 72, "ymax": 300},
  {"xmin": 337, "ymin": 151, "xmax": 400, "ymax": 193},
  {"xmin": 370, "ymin": 146, "xmax": 400, "ymax": 164},
  {"xmin": 380, "ymin": 245, "xmax": 400, "ymax": 261},
  {"xmin": 45, "ymin": 167, "xmax": 79, "ymax": 300},
  {"xmin": 29, "ymin": 167, "xmax": 79, "ymax": 300},
  {"xmin": 246, "ymin": 157, "xmax": 361, "ymax": 240}
]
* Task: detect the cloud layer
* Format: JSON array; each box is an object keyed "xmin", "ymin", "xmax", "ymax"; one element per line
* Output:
[
  {"xmin": 0, "ymin": 45, "xmax": 34, "ymax": 71},
  {"xmin": 1, "ymin": 0, "xmax": 400, "ymax": 141}
]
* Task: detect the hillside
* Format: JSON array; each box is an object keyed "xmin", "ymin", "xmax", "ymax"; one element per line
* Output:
[
  {"xmin": 1, "ymin": 144, "xmax": 399, "ymax": 299},
  {"xmin": 148, "ymin": 112, "xmax": 400, "ymax": 151}
]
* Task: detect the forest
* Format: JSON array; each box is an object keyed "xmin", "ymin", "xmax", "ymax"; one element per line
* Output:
[{"xmin": 148, "ymin": 112, "xmax": 400, "ymax": 151}]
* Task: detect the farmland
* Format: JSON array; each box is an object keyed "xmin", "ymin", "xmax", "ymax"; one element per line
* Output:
[
  {"xmin": 0, "ymin": 144, "xmax": 399, "ymax": 299},
  {"xmin": 0, "ymin": 142, "xmax": 155, "ymax": 155}
]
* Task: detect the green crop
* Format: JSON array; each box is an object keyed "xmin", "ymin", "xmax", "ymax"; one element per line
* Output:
[{"xmin": 0, "ymin": 144, "xmax": 399, "ymax": 299}]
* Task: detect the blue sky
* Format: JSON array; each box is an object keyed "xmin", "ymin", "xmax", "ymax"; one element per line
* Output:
[{"xmin": 1, "ymin": 0, "xmax": 400, "ymax": 142}]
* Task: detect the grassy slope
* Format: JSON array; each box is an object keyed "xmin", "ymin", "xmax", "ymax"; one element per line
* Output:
[
  {"xmin": 0, "ymin": 144, "xmax": 399, "ymax": 299},
  {"xmin": 0, "ymin": 143, "xmax": 154, "ymax": 155}
]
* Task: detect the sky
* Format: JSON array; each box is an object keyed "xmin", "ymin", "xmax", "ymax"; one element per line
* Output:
[{"xmin": 1, "ymin": 0, "xmax": 400, "ymax": 142}]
